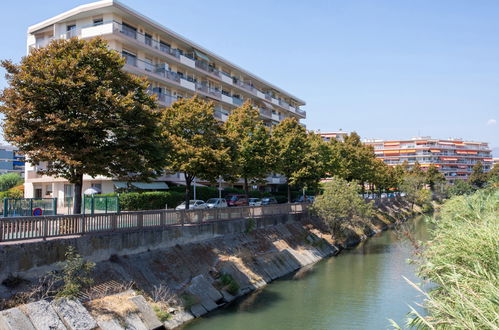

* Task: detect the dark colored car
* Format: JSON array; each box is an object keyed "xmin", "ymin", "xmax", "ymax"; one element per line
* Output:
[
  {"xmin": 226, "ymin": 194, "xmax": 249, "ymax": 207},
  {"xmin": 260, "ymin": 197, "xmax": 278, "ymax": 205}
]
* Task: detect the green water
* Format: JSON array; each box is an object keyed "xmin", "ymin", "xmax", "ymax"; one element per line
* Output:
[{"xmin": 184, "ymin": 217, "xmax": 429, "ymax": 330}]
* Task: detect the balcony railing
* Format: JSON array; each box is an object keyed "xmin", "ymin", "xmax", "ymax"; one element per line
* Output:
[{"xmin": 40, "ymin": 20, "xmax": 306, "ymax": 117}]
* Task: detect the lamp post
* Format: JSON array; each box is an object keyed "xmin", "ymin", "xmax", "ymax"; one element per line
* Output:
[
  {"xmin": 193, "ymin": 177, "xmax": 197, "ymax": 200},
  {"xmin": 218, "ymin": 176, "xmax": 222, "ymax": 199}
]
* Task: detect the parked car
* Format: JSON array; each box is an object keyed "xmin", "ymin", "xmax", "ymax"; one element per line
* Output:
[
  {"xmin": 260, "ymin": 197, "xmax": 278, "ymax": 205},
  {"xmin": 248, "ymin": 198, "xmax": 261, "ymax": 206},
  {"xmin": 226, "ymin": 194, "xmax": 249, "ymax": 207},
  {"xmin": 205, "ymin": 198, "xmax": 228, "ymax": 208},
  {"xmin": 175, "ymin": 200, "xmax": 207, "ymax": 210},
  {"xmin": 295, "ymin": 195, "xmax": 315, "ymax": 203}
]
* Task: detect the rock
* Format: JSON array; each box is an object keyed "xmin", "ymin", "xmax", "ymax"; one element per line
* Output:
[
  {"xmin": 52, "ymin": 298, "xmax": 98, "ymax": 330},
  {"xmin": 96, "ymin": 313, "xmax": 148, "ymax": 330},
  {"xmin": 0, "ymin": 307, "xmax": 36, "ymax": 330},
  {"xmin": 220, "ymin": 290, "xmax": 236, "ymax": 303},
  {"xmin": 163, "ymin": 310, "xmax": 194, "ymax": 330},
  {"xmin": 128, "ymin": 295, "xmax": 162, "ymax": 330},
  {"xmin": 22, "ymin": 300, "xmax": 66, "ymax": 330},
  {"xmin": 186, "ymin": 275, "xmax": 222, "ymax": 311},
  {"xmin": 189, "ymin": 304, "xmax": 207, "ymax": 318}
]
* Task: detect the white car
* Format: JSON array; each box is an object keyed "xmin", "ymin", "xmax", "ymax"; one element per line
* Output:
[
  {"xmin": 248, "ymin": 198, "xmax": 262, "ymax": 206},
  {"xmin": 175, "ymin": 200, "xmax": 207, "ymax": 210},
  {"xmin": 205, "ymin": 198, "xmax": 228, "ymax": 208}
]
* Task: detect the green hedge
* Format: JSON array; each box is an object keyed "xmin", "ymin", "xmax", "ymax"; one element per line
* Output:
[{"xmin": 115, "ymin": 191, "xmax": 185, "ymax": 211}]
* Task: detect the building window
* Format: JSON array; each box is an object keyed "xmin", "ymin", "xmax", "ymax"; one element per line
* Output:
[
  {"xmin": 66, "ymin": 24, "xmax": 77, "ymax": 38},
  {"xmin": 34, "ymin": 188, "xmax": 42, "ymax": 199},
  {"xmin": 145, "ymin": 33, "xmax": 152, "ymax": 46},
  {"xmin": 93, "ymin": 18, "xmax": 103, "ymax": 26},
  {"xmin": 122, "ymin": 50, "xmax": 137, "ymax": 66},
  {"xmin": 121, "ymin": 22, "xmax": 137, "ymax": 39}
]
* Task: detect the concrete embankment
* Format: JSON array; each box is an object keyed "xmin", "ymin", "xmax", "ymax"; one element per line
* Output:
[{"xmin": 0, "ymin": 199, "xmax": 415, "ymax": 329}]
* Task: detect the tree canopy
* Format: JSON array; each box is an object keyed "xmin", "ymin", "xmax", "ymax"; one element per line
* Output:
[
  {"xmin": 224, "ymin": 102, "xmax": 271, "ymax": 194},
  {"xmin": 160, "ymin": 96, "xmax": 230, "ymax": 208},
  {"xmin": 0, "ymin": 38, "xmax": 167, "ymax": 213}
]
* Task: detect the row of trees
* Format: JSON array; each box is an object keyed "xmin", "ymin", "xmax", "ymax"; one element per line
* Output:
[{"xmin": 1, "ymin": 38, "xmax": 495, "ymax": 212}]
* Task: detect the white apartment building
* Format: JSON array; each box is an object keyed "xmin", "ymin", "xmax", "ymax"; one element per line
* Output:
[{"xmin": 24, "ymin": 0, "xmax": 305, "ymax": 206}]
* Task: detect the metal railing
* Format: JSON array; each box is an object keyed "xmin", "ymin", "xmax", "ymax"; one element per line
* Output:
[{"xmin": 0, "ymin": 203, "xmax": 308, "ymax": 243}]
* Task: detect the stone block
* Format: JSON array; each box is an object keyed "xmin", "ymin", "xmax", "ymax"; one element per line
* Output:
[
  {"xmin": 0, "ymin": 307, "xmax": 35, "ymax": 330},
  {"xmin": 52, "ymin": 298, "xmax": 98, "ymax": 330},
  {"xmin": 128, "ymin": 295, "xmax": 162, "ymax": 330},
  {"xmin": 189, "ymin": 304, "xmax": 207, "ymax": 318},
  {"xmin": 22, "ymin": 300, "xmax": 66, "ymax": 330},
  {"xmin": 163, "ymin": 310, "xmax": 194, "ymax": 330}
]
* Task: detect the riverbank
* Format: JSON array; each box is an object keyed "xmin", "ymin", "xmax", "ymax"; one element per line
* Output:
[{"xmin": 0, "ymin": 198, "xmax": 417, "ymax": 329}]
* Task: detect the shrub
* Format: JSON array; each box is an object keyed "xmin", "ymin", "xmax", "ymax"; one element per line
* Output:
[
  {"xmin": 56, "ymin": 246, "xmax": 95, "ymax": 299},
  {"xmin": 219, "ymin": 273, "xmax": 240, "ymax": 295},
  {"xmin": 118, "ymin": 191, "xmax": 185, "ymax": 210},
  {"xmin": 311, "ymin": 177, "xmax": 373, "ymax": 237}
]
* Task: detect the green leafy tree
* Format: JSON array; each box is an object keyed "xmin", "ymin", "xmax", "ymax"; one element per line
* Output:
[
  {"xmin": 327, "ymin": 132, "xmax": 376, "ymax": 192},
  {"xmin": 160, "ymin": 96, "xmax": 230, "ymax": 209},
  {"xmin": 400, "ymin": 174, "xmax": 427, "ymax": 209},
  {"xmin": 311, "ymin": 177, "xmax": 373, "ymax": 237},
  {"xmin": 270, "ymin": 117, "xmax": 309, "ymax": 202},
  {"xmin": 487, "ymin": 163, "xmax": 499, "ymax": 186},
  {"xmin": 425, "ymin": 164, "xmax": 446, "ymax": 192},
  {"xmin": 292, "ymin": 132, "xmax": 330, "ymax": 193},
  {"xmin": 0, "ymin": 173, "xmax": 23, "ymax": 192},
  {"xmin": 224, "ymin": 102, "xmax": 271, "ymax": 195},
  {"xmin": 0, "ymin": 38, "xmax": 167, "ymax": 213},
  {"xmin": 468, "ymin": 161, "xmax": 488, "ymax": 188},
  {"xmin": 448, "ymin": 179, "xmax": 475, "ymax": 196}
]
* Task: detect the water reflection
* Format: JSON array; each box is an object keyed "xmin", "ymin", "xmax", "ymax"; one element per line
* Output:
[{"xmin": 184, "ymin": 217, "xmax": 428, "ymax": 330}]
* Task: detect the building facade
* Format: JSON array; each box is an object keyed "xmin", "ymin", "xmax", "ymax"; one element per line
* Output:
[
  {"xmin": 0, "ymin": 145, "xmax": 25, "ymax": 177},
  {"xmin": 24, "ymin": 0, "xmax": 304, "ymax": 206},
  {"xmin": 317, "ymin": 131, "xmax": 349, "ymax": 143},
  {"xmin": 364, "ymin": 137, "xmax": 493, "ymax": 183}
]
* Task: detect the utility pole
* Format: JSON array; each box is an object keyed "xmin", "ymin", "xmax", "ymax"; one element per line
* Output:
[{"xmin": 193, "ymin": 177, "xmax": 197, "ymax": 200}]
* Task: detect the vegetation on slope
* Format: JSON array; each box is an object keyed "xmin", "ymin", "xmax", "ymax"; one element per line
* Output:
[{"xmin": 405, "ymin": 188, "xmax": 498, "ymax": 329}]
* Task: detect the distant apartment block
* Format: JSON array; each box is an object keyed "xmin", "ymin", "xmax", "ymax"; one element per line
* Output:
[
  {"xmin": 24, "ymin": 0, "xmax": 304, "ymax": 204},
  {"xmin": 0, "ymin": 144, "xmax": 25, "ymax": 177},
  {"xmin": 318, "ymin": 131, "xmax": 349, "ymax": 142},
  {"xmin": 364, "ymin": 137, "xmax": 493, "ymax": 183}
]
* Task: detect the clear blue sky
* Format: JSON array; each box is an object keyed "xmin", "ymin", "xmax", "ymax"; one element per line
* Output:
[{"xmin": 1, "ymin": 0, "xmax": 498, "ymax": 153}]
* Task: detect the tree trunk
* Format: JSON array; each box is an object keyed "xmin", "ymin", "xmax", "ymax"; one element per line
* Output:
[
  {"xmin": 72, "ymin": 173, "xmax": 83, "ymax": 214},
  {"xmin": 287, "ymin": 184, "xmax": 291, "ymax": 203},
  {"xmin": 184, "ymin": 174, "xmax": 192, "ymax": 210},
  {"xmin": 243, "ymin": 177, "xmax": 249, "ymax": 196}
]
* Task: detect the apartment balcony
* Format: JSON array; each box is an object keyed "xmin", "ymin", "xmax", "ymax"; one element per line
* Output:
[
  {"xmin": 214, "ymin": 109, "xmax": 229, "ymax": 122},
  {"xmin": 40, "ymin": 20, "xmax": 305, "ymax": 118},
  {"xmin": 147, "ymin": 88, "xmax": 178, "ymax": 107},
  {"xmin": 259, "ymin": 108, "xmax": 272, "ymax": 119},
  {"xmin": 196, "ymin": 83, "xmax": 222, "ymax": 99},
  {"xmin": 232, "ymin": 97, "xmax": 243, "ymax": 106}
]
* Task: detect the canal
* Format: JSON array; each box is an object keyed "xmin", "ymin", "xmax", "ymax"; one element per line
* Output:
[{"xmin": 183, "ymin": 217, "xmax": 429, "ymax": 330}]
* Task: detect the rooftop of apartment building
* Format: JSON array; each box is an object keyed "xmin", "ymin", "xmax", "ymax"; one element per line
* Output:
[
  {"xmin": 27, "ymin": 0, "xmax": 305, "ymax": 108},
  {"xmin": 363, "ymin": 136, "xmax": 490, "ymax": 147}
]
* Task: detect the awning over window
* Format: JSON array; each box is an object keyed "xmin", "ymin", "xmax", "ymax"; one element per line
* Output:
[
  {"xmin": 194, "ymin": 49, "xmax": 210, "ymax": 62},
  {"xmin": 113, "ymin": 181, "xmax": 169, "ymax": 190}
]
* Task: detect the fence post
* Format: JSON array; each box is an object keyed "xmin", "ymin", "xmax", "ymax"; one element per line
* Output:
[
  {"xmin": 3, "ymin": 198, "xmax": 7, "ymax": 217},
  {"xmin": 138, "ymin": 213, "xmax": 143, "ymax": 228},
  {"xmin": 160, "ymin": 210, "xmax": 165, "ymax": 227},
  {"xmin": 81, "ymin": 214, "xmax": 86, "ymax": 234},
  {"xmin": 43, "ymin": 217, "xmax": 48, "ymax": 240},
  {"xmin": 111, "ymin": 213, "xmax": 117, "ymax": 231}
]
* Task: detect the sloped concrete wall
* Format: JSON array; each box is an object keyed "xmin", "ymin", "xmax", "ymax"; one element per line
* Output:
[{"xmin": 0, "ymin": 213, "xmax": 307, "ymax": 286}]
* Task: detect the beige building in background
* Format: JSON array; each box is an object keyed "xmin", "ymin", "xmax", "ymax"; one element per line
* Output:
[{"xmin": 24, "ymin": 0, "xmax": 305, "ymax": 209}]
